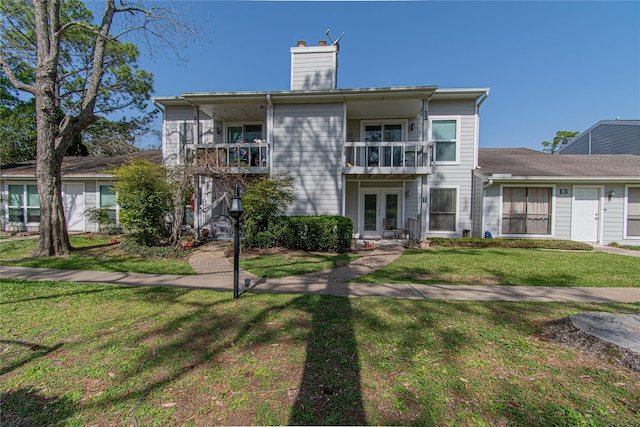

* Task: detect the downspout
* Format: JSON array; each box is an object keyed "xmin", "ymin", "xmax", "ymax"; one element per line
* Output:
[
  {"xmin": 153, "ymin": 100, "xmax": 166, "ymax": 166},
  {"xmin": 341, "ymin": 96, "xmax": 347, "ymax": 217},
  {"xmin": 474, "ymin": 90, "xmax": 489, "ymax": 169},
  {"xmin": 266, "ymin": 94, "xmax": 274, "ymax": 175}
]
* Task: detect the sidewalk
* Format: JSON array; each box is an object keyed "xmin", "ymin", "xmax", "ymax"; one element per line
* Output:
[{"xmin": 1, "ymin": 240, "xmax": 639, "ymax": 303}]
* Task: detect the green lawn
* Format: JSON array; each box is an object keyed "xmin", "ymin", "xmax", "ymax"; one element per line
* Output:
[
  {"xmin": 1, "ymin": 278, "xmax": 638, "ymax": 426},
  {"xmin": 0, "ymin": 235, "xmax": 195, "ymax": 275},
  {"xmin": 351, "ymin": 248, "xmax": 640, "ymax": 288}
]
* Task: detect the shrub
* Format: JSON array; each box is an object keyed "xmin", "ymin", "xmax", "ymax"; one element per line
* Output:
[
  {"xmin": 425, "ymin": 237, "xmax": 593, "ymax": 251},
  {"xmin": 282, "ymin": 215, "xmax": 352, "ymax": 252},
  {"xmin": 111, "ymin": 160, "xmax": 173, "ymax": 246},
  {"xmin": 120, "ymin": 237, "xmax": 189, "ymax": 259}
]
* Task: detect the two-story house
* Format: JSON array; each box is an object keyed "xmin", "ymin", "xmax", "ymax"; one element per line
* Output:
[{"xmin": 153, "ymin": 40, "xmax": 489, "ymax": 241}]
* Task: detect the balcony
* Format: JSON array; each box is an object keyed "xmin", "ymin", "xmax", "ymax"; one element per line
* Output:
[
  {"xmin": 192, "ymin": 141, "xmax": 270, "ymax": 173},
  {"xmin": 344, "ymin": 142, "xmax": 433, "ymax": 175}
]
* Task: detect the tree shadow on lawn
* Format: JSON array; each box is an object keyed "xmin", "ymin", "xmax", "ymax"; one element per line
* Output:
[
  {"xmin": 0, "ymin": 387, "xmax": 77, "ymax": 426},
  {"xmin": 69, "ymin": 288, "xmax": 367, "ymax": 425}
]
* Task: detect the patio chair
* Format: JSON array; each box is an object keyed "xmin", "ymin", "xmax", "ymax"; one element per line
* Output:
[{"xmin": 382, "ymin": 218, "xmax": 398, "ymax": 239}]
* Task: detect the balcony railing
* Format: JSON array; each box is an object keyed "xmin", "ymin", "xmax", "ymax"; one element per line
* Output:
[
  {"xmin": 344, "ymin": 141, "xmax": 433, "ymax": 175},
  {"xmin": 192, "ymin": 141, "xmax": 270, "ymax": 173}
]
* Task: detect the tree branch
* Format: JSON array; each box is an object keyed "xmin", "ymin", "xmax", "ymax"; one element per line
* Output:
[{"xmin": 0, "ymin": 51, "xmax": 35, "ymax": 93}]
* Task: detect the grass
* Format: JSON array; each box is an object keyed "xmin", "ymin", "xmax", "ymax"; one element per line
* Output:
[
  {"xmin": 241, "ymin": 252, "xmax": 360, "ymax": 278},
  {"xmin": 350, "ymin": 247, "xmax": 640, "ymax": 288},
  {"xmin": 1, "ymin": 278, "xmax": 639, "ymax": 426},
  {"xmin": 0, "ymin": 235, "xmax": 195, "ymax": 275}
]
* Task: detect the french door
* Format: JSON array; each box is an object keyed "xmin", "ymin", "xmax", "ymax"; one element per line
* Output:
[{"xmin": 360, "ymin": 190, "xmax": 401, "ymax": 238}]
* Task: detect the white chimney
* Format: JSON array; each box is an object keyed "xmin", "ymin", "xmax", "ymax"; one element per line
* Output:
[{"xmin": 290, "ymin": 39, "xmax": 338, "ymax": 91}]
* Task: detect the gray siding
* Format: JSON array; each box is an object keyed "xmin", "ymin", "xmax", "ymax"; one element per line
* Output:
[
  {"xmin": 163, "ymin": 106, "xmax": 195, "ymax": 167},
  {"xmin": 560, "ymin": 123, "xmax": 640, "ymax": 155},
  {"xmin": 423, "ymin": 101, "xmax": 478, "ymax": 237},
  {"xmin": 482, "ymin": 181, "xmax": 635, "ymax": 245},
  {"xmin": 560, "ymin": 133, "xmax": 590, "ymax": 154},
  {"xmin": 471, "ymin": 173, "xmax": 484, "ymax": 237},
  {"xmin": 272, "ymin": 103, "xmax": 344, "ymax": 215}
]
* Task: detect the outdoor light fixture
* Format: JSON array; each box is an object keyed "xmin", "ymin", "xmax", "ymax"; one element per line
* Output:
[
  {"xmin": 229, "ymin": 184, "xmax": 243, "ymax": 298},
  {"xmin": 607, "ymin": 189, "xmax": 616, "ymax": 201},
  {"xmin": 410, "ymin": 123, "xmax": 415, "ymax": 132}
]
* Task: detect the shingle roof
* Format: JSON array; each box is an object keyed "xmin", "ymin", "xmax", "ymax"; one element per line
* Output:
[
  {"xmin": 478, "ymin": 148, "xmax": 640, "ymax": 178},
  {"xmin": 0, "ymin": 150, "xmax": 162, "ymax": 177}
]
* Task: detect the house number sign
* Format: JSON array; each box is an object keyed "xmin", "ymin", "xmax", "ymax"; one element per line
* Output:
[{"xmin": 558, "ymin": 188, "xmax": 569, "ymax": 195}]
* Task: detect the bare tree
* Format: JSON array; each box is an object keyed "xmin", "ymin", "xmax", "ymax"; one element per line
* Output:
[{"xmin": 0, "ymin": 0, "xmax": 201, "ymax": 255}]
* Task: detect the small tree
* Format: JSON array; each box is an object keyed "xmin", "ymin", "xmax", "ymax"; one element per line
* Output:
[
  {"xmin": 542, "ymin": 130, "xmax": 579, "ymax": 154},
  {"xmin": 111, "ymin": 160, "xmax": 172, "ymax": 246},
  {"xmin": 241, "ymin": 173, "xmax": 295, "ymax": 247}
]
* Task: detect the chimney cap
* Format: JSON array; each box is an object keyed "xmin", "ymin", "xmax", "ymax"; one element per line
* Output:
[
  {"xmin": 318, "ymin": 40, "xmax": 327, "ymax": 46},
  {"xmin": 297, "ymin": 40, "xmax": 307, "ymax": 47}
]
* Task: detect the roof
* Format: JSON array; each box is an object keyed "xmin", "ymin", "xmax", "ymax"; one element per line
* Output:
[
  {"xmin": 477, "ymin": 148, "xmax": 640, "ymax": 180},
  {"xmin": 153, "ymin": 86, "xmax": 490, "ymax": 106},
  {"xmin": 0, "ymin": 150, "xmax": 162, "ymax": 178}
]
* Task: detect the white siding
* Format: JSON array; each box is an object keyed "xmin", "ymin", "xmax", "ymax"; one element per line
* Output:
[
  {"xmin": 290, "ymin": 47, "xmax": 338, "ymax": 91},
  {"xmin": 272, "ymin": 103, "xmax": 344, "ymax": 215}
]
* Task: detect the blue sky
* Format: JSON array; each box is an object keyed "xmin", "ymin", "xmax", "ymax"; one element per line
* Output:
[{"xmin": 139, "ymin": 1, "xmax": 640, "ymax": 151}]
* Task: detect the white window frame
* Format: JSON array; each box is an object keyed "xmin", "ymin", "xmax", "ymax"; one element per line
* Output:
[
  {"xmin": 429, "ymin": 116, "xmax": 461, "ymax": 165},
  {"xmin": 427, "ymin": 186, "xmax": 459, "ymax": 233},
  {"xmin": 499, "ymin": 184, "xmax": 556, "ymax": 238},
  {"xmin": 6, "ymin": 183, "xmax": 40, "ymax": 226},
  {"xmin": 98, "ymin": 183, "xmax": 119, "ymax": 225},
  {"xmin": 624, "ymin": 185, "xmax": 640, "ymax": 239}
]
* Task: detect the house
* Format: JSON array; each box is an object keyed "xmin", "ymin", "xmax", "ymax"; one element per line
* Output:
[
  {"xmin": 474, "ymin": 148, "xmax": 640, "ymax": 245},
  {"xmin": 0, "ymin": 150, "xmax": 162, "ymax": 233},
  {"xmin": 558, "ymin": 120, "xmax": 640, "ymax": 155},
  {"xmin": 153, "ymin": 40, "xmax": 490, "ymax": 241}
]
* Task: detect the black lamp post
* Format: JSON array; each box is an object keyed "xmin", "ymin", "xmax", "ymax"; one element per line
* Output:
[{"xmin": 229, "ymin": 184, "xmax": 243, "ymax": 299}]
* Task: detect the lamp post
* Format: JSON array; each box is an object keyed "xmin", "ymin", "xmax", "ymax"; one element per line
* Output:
[{"xmin": 229, "ymin": 184, "xmax": 243, "ymax": 299}]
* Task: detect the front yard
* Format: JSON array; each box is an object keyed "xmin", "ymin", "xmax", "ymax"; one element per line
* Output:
[{"xmin": 1, "ymin": 279, "xmax": 639, "ymax": 426}]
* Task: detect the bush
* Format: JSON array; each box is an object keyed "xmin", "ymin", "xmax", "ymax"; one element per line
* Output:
[
  {"xmin": 282, "ymin": 215, "xmax": 352, "ymax": 252},
  {"xmin": 244, "ymin": 215, "xmax": 353, "ymax": 253},
  {"xmin": 111, "ymin": 160, "xmax": 173, "ymax": 246},
  {"xmin": 425, "ymin": 237, "xmax": 593, "ymax": 251},
  {"xmin": 120, "ymin": 237, "xmax": 189, "ymax": 259}
]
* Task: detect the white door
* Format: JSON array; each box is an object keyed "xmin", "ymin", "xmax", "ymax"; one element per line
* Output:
[
  {"xmin": 571, "ymin": 186, "xmax": 600, "ymax": 242},
  {"xmin": 360, "ymin": 190, "xmax": 401, "ymax": 239},
  {"xmin": 65, "ymin": 183, "xmax": 85, "ymax": 231}
]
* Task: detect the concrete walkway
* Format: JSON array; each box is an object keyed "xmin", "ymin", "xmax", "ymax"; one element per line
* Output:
[{"xmin": 1, "ymin": 240, "xmax": 639, "ymax": 303}]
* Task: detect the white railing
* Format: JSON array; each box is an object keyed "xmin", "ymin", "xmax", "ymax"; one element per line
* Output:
[
  {"xmin": 343, "ymin": 141, "xmax": 433, "ymax": 174},
  {"xmin": 192, "ymin": 141, "xmax": 270, "ymax": 173}
]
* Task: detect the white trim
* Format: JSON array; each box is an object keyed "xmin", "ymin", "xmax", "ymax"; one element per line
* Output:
[
  {"xmin": 624, "ymin": 185, "xmax": 640, "ymax": 240},
  {"xmin": 498, "ymin": 184, "xmax": 556, "ymax": 238},
  {"xmin": 428, "ymin": 115, "xmax": 461, "ymax": 165},
  {"xmin": 426, "ymin": 185, "xmax": 460, "ymax": 235}
]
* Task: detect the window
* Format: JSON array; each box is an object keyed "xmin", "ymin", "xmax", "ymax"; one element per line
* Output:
[
  {"xmin": 227, "ymin": 124, "xmax": 262, "ymax": 143},
  {"xmin": 227, "ymin": 124, "xmax": 264, "ymax": 166},
  {"xmin": 627, "ymin": 187, "xmax": 640, "ymax": 237},
  {"xmin": 429, "ymin": 188, "xmax": 456, "ymax": 231},
  {"xmin": 8, "ymin": 184, "xmax": 39, "ymax": 224},
  {"xmin": 431, "ymin": 119, "xmax": 457, "ymax": 162},
  {"xmin": 364, "ymin": 124, "xmax": 403, "ymax": 167},
  {"xmin": 99, "ymin": 185, "xmax": 117, "ymax": 224},
  {"xmin": 502, "ymin": 187, "xmax": 552, "ymax": 235}
]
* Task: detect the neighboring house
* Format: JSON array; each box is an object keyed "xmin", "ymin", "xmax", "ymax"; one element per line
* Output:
[
  {"xmin": 474, "ymin": 148, "xmax": 640, "ymax": 245},
  {"xmin": 558, "ymin": 120, "xmax": 640, "ymax": 155},
  {"xmin": 153, "ymin": 39, "xmax": 490, "ymax": 240},
  {"xmin": 0, "ymin": 150, "xmax": 161, "ymax": 233}
]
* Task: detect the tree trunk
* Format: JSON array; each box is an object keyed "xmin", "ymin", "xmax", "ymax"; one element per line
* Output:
[{"xmin": 33, "ymin": 89, "xmax": 71, "ymax": 256}]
